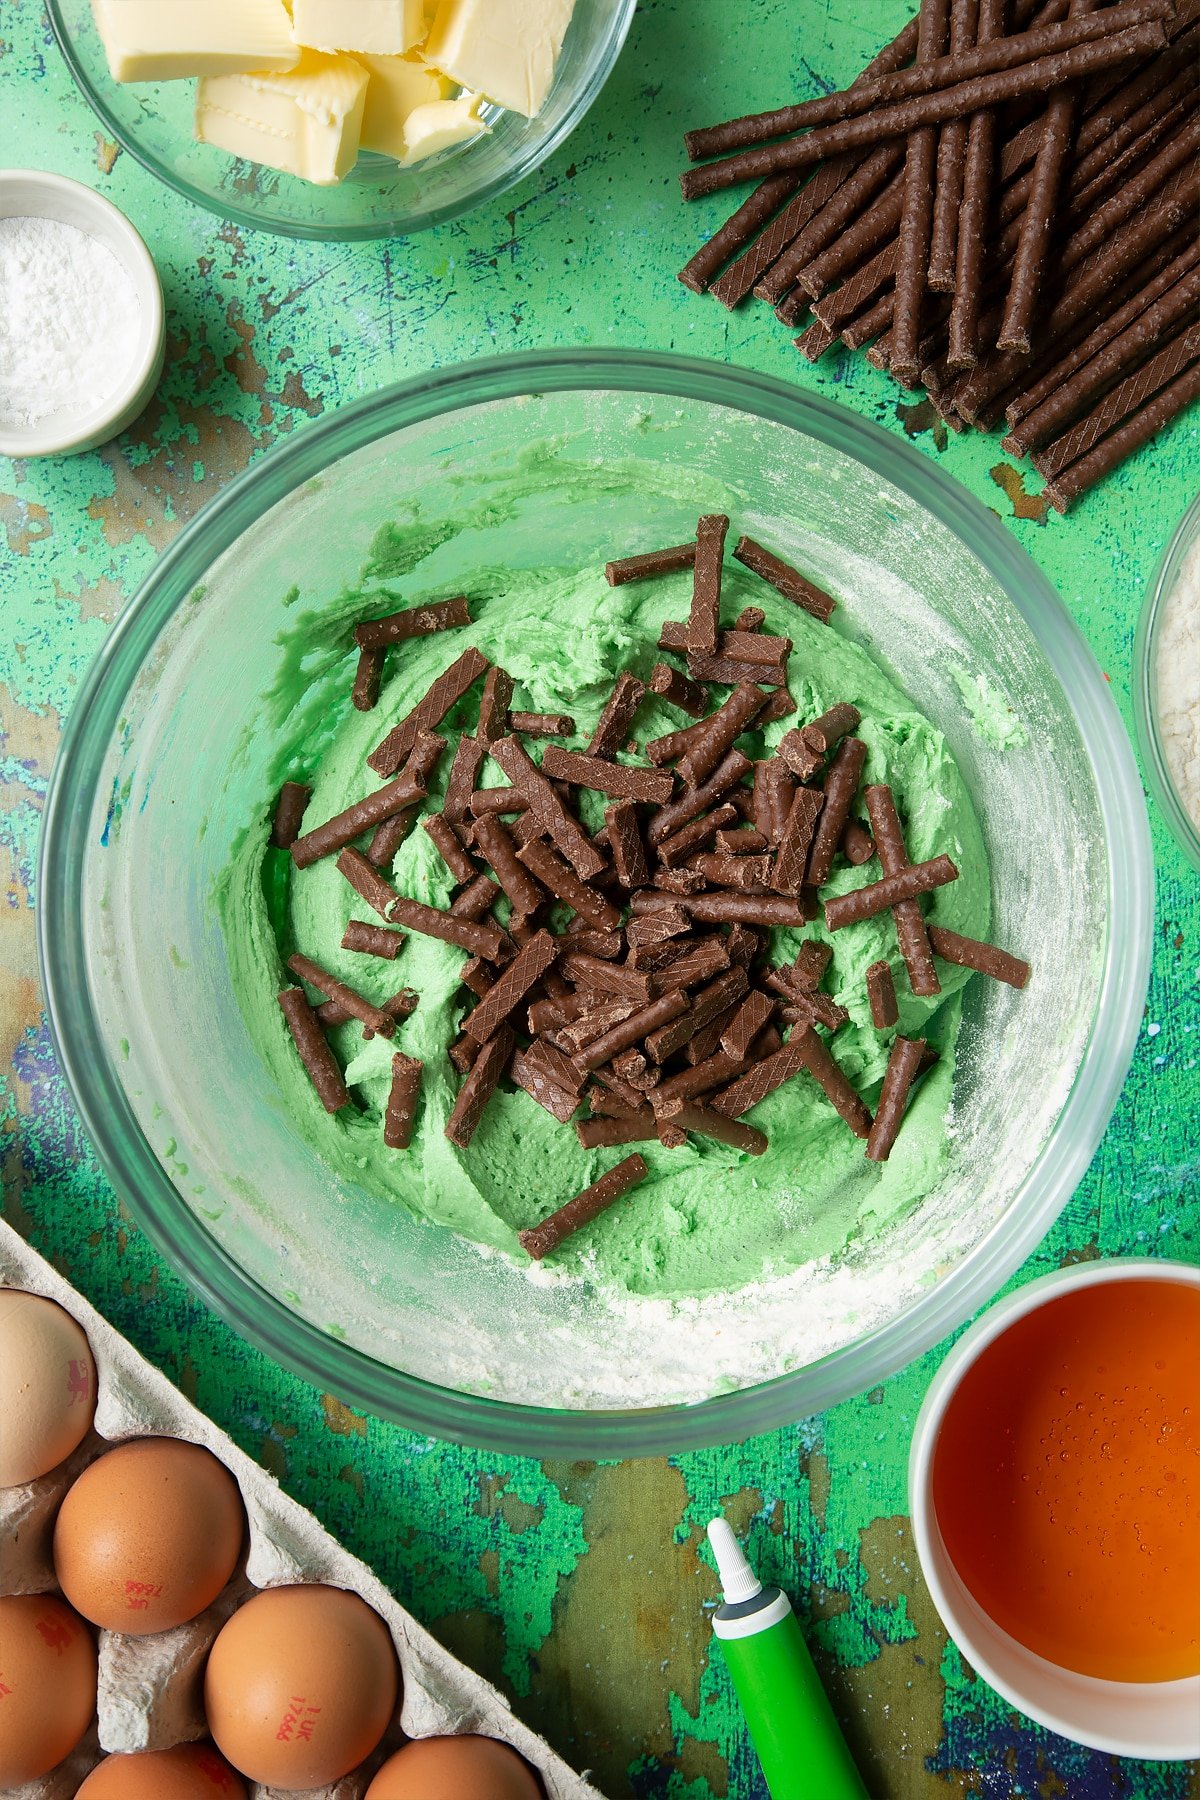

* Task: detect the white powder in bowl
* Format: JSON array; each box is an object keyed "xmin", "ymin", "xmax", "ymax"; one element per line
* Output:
[
  {"xmin": 0, "ymin": 214, "xmax": 142, "ymax": 430},
  {"xmin": 1156, "ymin": 530, "xmax": 1200, "ymax": 833}
]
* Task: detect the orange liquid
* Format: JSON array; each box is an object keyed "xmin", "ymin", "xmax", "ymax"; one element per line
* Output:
[{"xmin": 932, "ymin": 1278, "xmax": 1200, "ymax": 1682}]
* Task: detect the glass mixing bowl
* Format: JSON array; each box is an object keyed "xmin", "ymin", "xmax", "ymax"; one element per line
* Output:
[
  {"xmin": 39, "ymin": 351, "xmax": 1152, "ymax": 1454},
  {"xmin": 46, "ymin": 0, "xmax": 634, "ymax": 239},
  {"xmin": 1134, "ymin": 491, "xmax": 1200, "ymax": 871}
]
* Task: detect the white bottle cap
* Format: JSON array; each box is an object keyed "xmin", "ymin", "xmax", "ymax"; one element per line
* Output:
[{"xmin": 707, "ymin": 1515, "xmax": 763, "ymax": 1605}]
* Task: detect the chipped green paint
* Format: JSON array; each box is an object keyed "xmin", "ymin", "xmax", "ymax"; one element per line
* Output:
[{"xmin": 2, "ymin": 0, "xmax": 1197, "ymax": 1794}]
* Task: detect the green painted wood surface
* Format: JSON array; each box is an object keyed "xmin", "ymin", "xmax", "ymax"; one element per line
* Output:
[{"xmin": 2, "ymin": 2, "xmax": 1197, "ymax": 1793}]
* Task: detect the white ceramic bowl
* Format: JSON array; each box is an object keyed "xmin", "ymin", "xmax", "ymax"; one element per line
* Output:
[
  {"xmin": 910, "ymin": 1258, "xmax": 1200, "ymax": 1761},
  {"xmin": 0, "ymin": 168, "xmax": 164, "ymax": 458}
]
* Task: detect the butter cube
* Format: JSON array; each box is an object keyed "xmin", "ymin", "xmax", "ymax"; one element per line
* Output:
[
  {"xmin": 422, "ymin": 0, "xmax": 575, "ymax": 118},
  {"xmin": 402, "ymin": 92, "xmax": 487, "ymax": 164},
  {"xmin": 196, "ymin": 51, "xmax": 369, "ymax": 186},
  {"xmin": 358, "ymin": 54, "xmax": 453, "ymax": 158},
  {"xmin": 291, "ymin": 0, "xmax": 425, "ymax": 55},
  {"xmin": 91, "ymin": 0, "xmax": 300, "ymax": 82}
]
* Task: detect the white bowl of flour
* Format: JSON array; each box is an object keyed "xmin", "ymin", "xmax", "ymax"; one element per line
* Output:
[
  {"xmin": 0, "ymin": 168, "xmax": 164, "ymax": 458},
  {"xmin": 1136, "ymin": 493, "xmax": 1200, "ymax": 872}
]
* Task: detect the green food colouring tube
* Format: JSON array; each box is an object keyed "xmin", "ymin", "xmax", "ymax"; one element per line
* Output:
[{"xmin": 708, "ymin": 1517, "xmax": 868, "ymax": 1800}]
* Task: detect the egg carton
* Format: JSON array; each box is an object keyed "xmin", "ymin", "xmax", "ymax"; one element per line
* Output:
[{"xmin": 0, "ymin": 1222, "xmax": 601, "ymax": 1800}]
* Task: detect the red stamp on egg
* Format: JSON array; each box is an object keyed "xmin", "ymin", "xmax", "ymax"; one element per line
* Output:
[{"xmin": 275, "ymin": 1694, "xmax": 322, "ymax": 1742}]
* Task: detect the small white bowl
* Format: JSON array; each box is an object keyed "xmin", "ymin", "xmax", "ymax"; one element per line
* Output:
[
  {"xmin": 910, "ymin": 1258, "xmax": 1200, "ymax": 1761},
  {"xmin": 0, "ymin": 168, "xmax": 164, "ymax": 458}
]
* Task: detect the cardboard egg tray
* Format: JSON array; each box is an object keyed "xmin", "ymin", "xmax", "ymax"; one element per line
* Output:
[{"xmin": 0, "ymin": 1221, "xmax": 601, "ymax": 1800}]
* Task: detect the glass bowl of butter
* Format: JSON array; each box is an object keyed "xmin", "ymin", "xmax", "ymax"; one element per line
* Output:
[{"xmin": 47, "ymin": 0, "xmax": 635, "ymax": 239}]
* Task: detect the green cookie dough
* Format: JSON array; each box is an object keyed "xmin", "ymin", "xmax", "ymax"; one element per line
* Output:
[{"xmin": 217, "ymin": 526, "xmax": 991, "ymax": 1302}]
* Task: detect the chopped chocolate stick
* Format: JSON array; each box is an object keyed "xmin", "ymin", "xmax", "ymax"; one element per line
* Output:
[
  {"xmin": 561, "ymin": 954, "xmax": 651, "ymax": 1003},
  {"xmin": 709, "ymin": 1037, "xmax": 811, "ymax": 1117},
  {"xmin": 1034, "ymin": 324, "xmax": 1200, "ymax": 482},
  {"xmin": 791, "ymin": 941, "xmax": 834, "ymax": 989},
  {"xmin": 648, "ymin": 750, "xmax": 753, "ymax": 848},
  {"xmin": 659, "ymin": 620, "xmax": 793, "ymax": 667},
  {"xmin": 383, "ymin": 1053, "xmax": 422, "ymax": 1149},
  {"xmin": 674, "ymin": 683, "xmax": 771, "ymax": 789},
  {"xmin": 1000, "ymin": 0, "xmax": 1101, "ymax": 354},
  {"xmin": 352, "ymin": 646, "xmax": 384, "ymax": 713},
  {"xmin": 635, "ymin": 890, "xmax": 814, "ymax": 928},
  {"xmin": 863, "ymin": 784, "xmax": 940, "ymax": 996},
  {"xmin": 464, "ymin": 931, "xmax": 561, "ymax": 1044},
  {"xmin": 517, "ymin": 836, "xmax": 622, "ymax": 928},
  {"xmin": 587, "ymin": 672, "xmax": 648, "ymax": 758},
  {"xmin": 679, "ymin": 172, "xmax": 808, "ymax": 294},
  {"xmin": 806, "ymin": 736, "xmax": 868, "ymax": 888},
  {"xmin": 803, "ymin": 703, "xmax": 862, "ymax": 756},
  {"xmin": 317, "ymin": 987, "xmax": 417, "ymax": 1033},
  {"xmin": 866, "ymin": 1036, "xmax": 928, "ymax": 1161},
  {"xmin": 489, "ymin": 735, "xmax": 606, "ymax": 882},
  {"xmin": 654, "ymin": 1051, "xmax": 751, "ymax": 1106},
  {"xmin": 758, "ymin": 146, "xmax": 904, "ymax": 304},
  {"xmin": 601, "ymin": 801, "xmax": 647, "ymax": 890},
  {"xmin": 775, "ymin": 786, "xmax": 825, "ymax": 895},
  {"xmin": 794, "ymin": 318, "xmax": 839, "ymax": 361},
  {"xmin": 649, "ymin": 661, "xmax": 710, "ymax": 717},
  {"xmin": 645, "ymin": 716, "xmax": 710, "ymax": 766},
  {"xmin": 277, "ymin": 988, "xmax": 351, "ymax": 1113},
  {"xmin": 337, "ymin": 846, "xmax": 404, "ymax": 919},
  {"xmin": 422, "ymin": 813, "xmax": 478, "ymax": 886},
  {"xmin": 755, "ymin": 688, "xmax": 797, "ymax": 726},
  {"xmin": 679, "ymin": 25, "xmax": 1167, "ymax": 201},
  {"xmin": 752, "ymin": 762, "xmax": 794, "ymax": 851},
  {"xmin": 509, "ymin": 712, "xmax": 576, "ymax": 737},
  {"xmin": 477, "ymin": 665, "xmax": 514, "ymax": 741},
  {"xmin": 927, "ymin": 923, "xmax": 1032, "ymax": 986},
  {"xmin": 692, "ymin": 852, "xmax": 774, "ymax": 889},
  {"xmin": 460, "ymin": 957, "xmax": 494, "ymax": 998},
  {"xmin": 448, "ymin": 1033, "xmax": 478, "ymax": 1075},
  {"xmin": 658, "ymin": 867, "xmax": 709, "ymax": 896},
  {"xmin": 793, "ymin": 1027, "xmax": 875, "ymax": 1137},
  {"xmin": 469, "ymin": 785, "xmax": 529, "ymax": 816},
  {"xmin": 683, "ymin": 653, "xmax": 788, "ymax": 690},
  {"xmin": 824, "ymin": 855, "xmax": 959, "ymax": 930},
  {"xmin": 510, "ymin": 914, "xmax": 549, "ymax": 948},
  {"xmin": 947, "ymin": 0, "xmax": 1005, "ymax": 368},
  {"xmin": 576, "ymin": 992, "xmax": 691, "ymax": 1072},
  {"xmin": 450, "ymin": 872, "xmax": 502, "ymax": 921},
  {"xmin": 511, "ymin": 1047, "xmax": 580, "ymax": 1124},
  {"xmin": 780, "ymin": 994, "xmax": 851, "ymax": 1032},
  {"xmin": 388, "ymin": 893, "xmax": 511, "ymax": 962},
  {"xmin": 587, "ymin": 1085, "xmax": 647, "ymax": 1121},
  {"xmin": 842, "ymin": 821, "xmax": 876, "ymax": 865},
  {"xmin": 341, "ymin": 920, "xmax": 403, "ymax": 960},
  {"xmin": 466, "ymin": 815, "xmax": 543, "ymax": 918},
  {"xmin": 732, "ymin": 535, "xmax": 836, "ymax": 623},
  {"xmin": 684, "ymin": 2, "xmax": 1167, "ymax": 160},
  {"xmin": 577, "ymin": 1112, "xmax": 661, "ymax": 1149},
  {"xmin": 776, "ymin": 729, "xmax": 823, "ymax": 785},
  {"xmin": 290, "ymin": 772, "xmax": 426, "ymax": 869},
  {"xmin": 1003, "ymin": 258, "xmax": 1200, "ymax": 456},
  {"xmin": 716, "ymin": 827, "xmax": 771, "ymax": 854},
  {"xmin": 928, "ymin": 0, "xmax": 975, "ymax": 289},
  {"xmin": 444, "ymin": 1025, "xmax": 514, "ymax": 1149},
  {"xmin": 649, "ymin": 937, "xmax": 733, "ymax": 995},
  {"xmin": 271, "ymin": 781, "xmax": 310, "ymax": 849},
  {"xmin": 866, "ymin": 959, "xmax": 900, "ymax": 1028},
  {"xmin": 686, "ymin": 513, "xmax": 729, "ymax": 657},
  {"xmin": 565, "ymin": 925, "xmax": 622, "ymax": 960},
  {"xmin": 612, "ymin": 1048, "xmax": 656, "ymax": 1090},
  {"xmin": 605, "ymin": 541, "xmax": 698, "ymax": 585},
  {"xmin": 720, "ymin": 988, "xmax": 778, "ymax": 1059},
  {"xmin": 735, "ymin": 606, "xmax": 767, "ymax": 633},
  {"xmin": 627, "ymin": 905, "xmax": 691, "ymax": 947},
  {"xmin": 645, "ymin": 975, "xmax": 744, "ymax": 1065},
  {"xmin": 367, "ymin": 646, "xmax": 490, "ymax": 778},
  {"xmin": 540, "ymin": 745, "xmax": 675, "ymax": 807},
  {"xmin": 674, "ymin": 1103, "xmax": 768, "ymax": 1155},
  {"xmin": 557, "ymin": 1001, "xmax": 639, "ymax": 1055},
  {"xmin": 354, "ymin": 596, "xmax": 471, "ymax": 650},
  {"xmin": 287, "ymin": 952, "xmax": 398, "ymax": 1038},
  {"xmin": 443, "ymin": 734, "xmax": 486, "ymax": 824}
]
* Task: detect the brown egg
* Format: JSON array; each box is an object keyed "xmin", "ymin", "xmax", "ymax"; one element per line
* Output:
[
  {"xmin": 365, "ymin": 1736, "xmax": 544, "ymax": 1800},
  {"xmin": 205, "ymin": 1584, "xmax": 399, "ymax": 1789},
  {"xmin": 53, "ymin": 1437, "xmax": 245, "ymax": 1634},
  {"xmin": 0, "ymin": 1593, "xmax": 97, "ymax": 1785},
  {"xmin": 75, "ymin": 1742, "xmax": 249, "ymax": 1799},
  {"xmin": 0, "ymin": 1289, "xmax": 97, "ymax": 1487}
]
